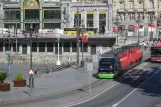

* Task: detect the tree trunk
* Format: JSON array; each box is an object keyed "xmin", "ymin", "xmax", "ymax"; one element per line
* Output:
[{"xmin": 1, "ymin": 80, "xmax": 3, "ymax": 83}]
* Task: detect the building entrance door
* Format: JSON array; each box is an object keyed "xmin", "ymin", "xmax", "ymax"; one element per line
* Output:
[
  {"xmin": 91, "ymin": 45, "xmax": 96, "ymax": 55},
  {"xmin": 55, "ymin": 42, "xmax": 62, "ymax": 55},
  {"xmin": 22, "ymin": 45, "xmax": 27, "ymax": 54}
]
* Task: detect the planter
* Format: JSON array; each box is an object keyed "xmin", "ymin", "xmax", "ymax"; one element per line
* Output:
[
  {"xmin": 0, "ymin": 83, "xmax": 10, "ymax": 91},
  {"xmin": 13, "ymin": 79, "xmax": 26, "ymax": 87}
]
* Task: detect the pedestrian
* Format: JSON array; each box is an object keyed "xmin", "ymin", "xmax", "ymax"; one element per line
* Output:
[
  {"xmin": 67, "ymin": 57, "xmax": 70, "ymax": 65},
  {"xmin": 144, "ymin": 42, "xmax": 147, "ymax": 50},
  {"xmin": 35, "ymin": 70, "xmax": 37, "ymax": 76}
]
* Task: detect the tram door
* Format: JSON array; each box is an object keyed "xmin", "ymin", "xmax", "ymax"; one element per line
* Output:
[
  {"xmin": 22, "ymin": 45, "xmax": 27, "ymax": 54},
  {"xmin": 55, "ymin": 42, "xmax": 62, "ymax": 55},
  {"xmin": 91, "ymin": 45, "xmax": 96, "ymax": 55}
]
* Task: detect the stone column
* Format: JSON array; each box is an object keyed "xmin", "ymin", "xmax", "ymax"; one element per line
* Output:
[
  {"xmin": 20, "ymin": 2, "xmax": 24, "ymax": 31},
  {"xmin": 94, "ymin": 9, "xmax": 99, "ymax": 32}
]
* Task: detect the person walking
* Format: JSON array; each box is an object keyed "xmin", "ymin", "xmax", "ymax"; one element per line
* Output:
[{"xmin": 144, "ymin": 42, "xmax": 147, "ymax": 50}]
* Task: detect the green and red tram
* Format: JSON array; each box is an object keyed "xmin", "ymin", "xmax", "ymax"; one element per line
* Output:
[{"xmin": 98, "ymin": 43, "xmax": 143, "ymax": 79}]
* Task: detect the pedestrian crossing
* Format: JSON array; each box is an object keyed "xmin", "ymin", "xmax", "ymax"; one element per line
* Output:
[{"xmin": 122, "ymin": 68, "xmax": 161, "ymax": 78}]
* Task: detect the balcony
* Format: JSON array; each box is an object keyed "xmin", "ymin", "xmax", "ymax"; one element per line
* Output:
[
  {"xmin": 135, "ymin": 8, "xmax": 144, "ymax": 11},
  {"xmin": 117, "ymin": 8, "xmax": 125, "ymax": 12},
  {"xmin": 147, "ymin": 8, "xmax": 155, "ymax": 11}
]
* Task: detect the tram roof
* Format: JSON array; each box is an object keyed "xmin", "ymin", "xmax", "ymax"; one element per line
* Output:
[{"xmin": 102, "ymin": 43, "xmax": 140, "ymax": 57}]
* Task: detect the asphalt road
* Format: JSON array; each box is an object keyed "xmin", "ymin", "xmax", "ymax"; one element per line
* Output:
[{"xmin": 71, "ymin": 62, "xmax": 161, "ymax": 107}]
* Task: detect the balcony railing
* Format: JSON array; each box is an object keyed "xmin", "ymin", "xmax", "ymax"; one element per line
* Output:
[{"xmin": 147, "ymin": 8, "xmax": 155, "ymax": 11}]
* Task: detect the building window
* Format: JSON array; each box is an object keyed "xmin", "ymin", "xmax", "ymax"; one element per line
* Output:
[
  {"xmin": 47, "ymin": 42, "xmax": 53, "ymax": 52},
  {"xmin": 149, "ymin": 0, "xmax": 154, "ymax": 8},
  {"xmin": 87, "ymin": 21, "xmax": 93, "ymax": 27},
  {"xmin": 128, "ymin": 25, "xmax": 135, "ymax": 31},
  {"xmin": 0, "ymin": 42, "xmax": 3, "ymax": 52},
  {"xmin": 25, "ymin": 10, "xmax": 39, "ymax": 19},
  {"xmin": 4, "ymin": 23, "xmax": 20, "ymax": 29},
  {"xmin": 44, "ymin": 10, "xmax": 61, "ymax": 19},
  {"xmin": 64, "ymin": 42, "xmax": 70, "ymax": 52},
  {"xmin": 4, "ymin": 10, "xmax": 20, "ymax": 20},
  {"xmin": 120, "ymin": 2, "xmax": 124, "ymax": 9},
  {"xmin": 99, "ymin": 14, "xmax": 106, "ymax": 21},
  {"xmin": 12, "ymin": 43, "xmax": 19, "ymax": 52},
  {"xmin": 32, "ymin": 42, "xmax": 37, "ymax": 52},
  {"xmin": 129, "ymin": 1, "xmax": 134, "ymax": 9},
  {"xmin": 139, "ymin": 2, "xmax": 143, "ymax": 9},
  {"xmin": 99, "ymin": 21, "xmax": 106, "ymax": 33},
  {"xmin": 72, "ymin": 42, "xmax": 77, "ymax": 52},
  {"xmin": 44, "ymin": 23, "xmax": 60, "ymax": 29},
  {"xmin": 87, "ymin": 14, "xmax": 93, "ymax": 21},
  {"xmin": 74, "ymin": 14, "xmax": 81, "ymax": 27}
]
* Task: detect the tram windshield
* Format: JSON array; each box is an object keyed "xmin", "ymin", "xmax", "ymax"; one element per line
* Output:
[
  {"xmin": 99, "ymin": 58, "xmax": 114, "ymax": 71},
  {"xmin": 151, "ymin": 47, "xmax": 161, "ymax": 57}
]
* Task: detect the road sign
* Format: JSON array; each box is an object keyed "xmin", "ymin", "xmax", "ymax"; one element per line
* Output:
[{"xmin": 29, "ymin": 70, "xmax": 34, "ymax": 75}]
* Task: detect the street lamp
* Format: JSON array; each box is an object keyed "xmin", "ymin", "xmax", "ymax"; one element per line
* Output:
[
  {"xmin": 150, "ymin": 13, "xmax": 154, "ymax": 41},
  {"xmin": 76, "ymin": 6, "xmax": 80, "ymax": 69},
  {"xmin": 56, "ymin": 34, "xmax": 61, "ymax": 65},
  {"xmin": 135, "ymin": 15, "xmax": 141, "ymax": 44},
  {"xmin": 80, "ymin": 20, "xmax": 85, "ymax": 67},
  {"xmin": 24, "ymin": 24, "xmax": 37, "ymax": 96},
  {"xmin": 3, "ymin": 34, "xmax": 11, "ymax": 74},
  {"xmin": 113, "ymin": 14, "xmax": 120, "ymax": 46},
  {"xmin": 12, "ymin": 24, "xmax": 18, "ymax": 63}
]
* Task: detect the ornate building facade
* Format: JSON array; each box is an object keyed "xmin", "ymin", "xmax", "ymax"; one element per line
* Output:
[
  {"xmin": 0, "ymin": 0, "xmax": 115, "ymax": 57},
  {"xmin": 0, "ymin": 0, "xmax": 112, "ymax": 34},
  {"xmin": 112, "ymin": 0, "xmax": 161, "ymax": 37}
]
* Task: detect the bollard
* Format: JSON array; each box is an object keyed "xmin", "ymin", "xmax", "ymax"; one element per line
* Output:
[
  {"xmin": 29, "ymin": 78, "xmax": 31, "ymax": 88},
  {"xmin": 32, "ymin": 78, "xmax": 34, "ymax": 88}
]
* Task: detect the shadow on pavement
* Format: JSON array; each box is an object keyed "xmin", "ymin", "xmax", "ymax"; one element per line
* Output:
[{"xmin": 113, "ymin": 61, "xmax": 161, "ymax": 99}]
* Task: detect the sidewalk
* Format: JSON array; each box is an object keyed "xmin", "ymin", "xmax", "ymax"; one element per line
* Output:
[
  {"xmin": 0, "ymin": 49, "xmax": 150, "ymax": 106},
  {"xmin": 0, "ymin": 62, "xmax": 99, "ymax": 104}
]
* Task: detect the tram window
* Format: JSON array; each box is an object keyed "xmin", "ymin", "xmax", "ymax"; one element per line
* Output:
[{"xmin": 151, "ymin": 47, "xmax": 161, "ymax": 56}]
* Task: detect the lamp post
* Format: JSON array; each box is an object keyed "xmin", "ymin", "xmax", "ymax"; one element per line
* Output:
[
  {"xmin": 81, "ymin": 20, "xmax": 85, "ymax": 67},
  {"xmin": 136, "ymin": 15, "xmax": 141, "ymax": 44},
  {"xmin": 76, "ymin": 6, "xmax": 80, "ymax": 69},
  {"xmin": 12, "ymin": 24, "xmax": 18, "ymax": 63},
  {"xmin": 114, "ymin": 14, "xmax": 120, "ymax": 46},
  {"xmin": 56, "ymin": 34, "xmax": 61, "ymax": 65},
  {"xmin": 150, "ymin": 13, "xmax": 154, "ymax": 40},
  {"xmin": 3, "ymin": 34, "xmax": 11, "ymax": 74},
  {"xmin": 24, "ymin": 24, "xmax": 35, "ymax": 96}
]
